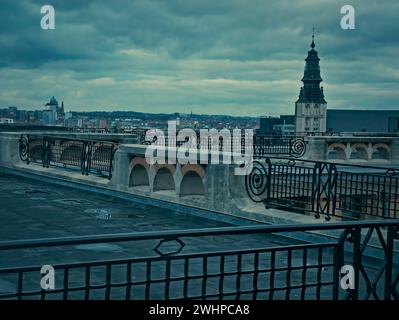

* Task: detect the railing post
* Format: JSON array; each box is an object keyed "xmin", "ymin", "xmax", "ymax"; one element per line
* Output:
[
  {"xmin": 87, "ymin": 141, "xmax": 93, "ymax": 176},
  {"xmin": 384, "ymin": 225, "xmax": 395, "ymax": 300},
  {"xmin": 311, "ymin": 162, "xmax": 337, "ymax": 220},
  {"xmin": 41, "ymin": 137, "xmax": 46, "ymax": 167},
  {"xmin": 26, "ymin": 135, "xmax": 30, "ymax": 165},
  {"xmin": 333, "ymin": 228, "xmax": 348, "ymax": 300},
  {"xmin": 351, "ymin": 227, "xmax": 361, "ymax": 300},
  {"xmin": 108, "ymin": 144, "xmax": 114, "ymax": 180},
  {"xmin": 81, "ymin": 140, "xmax": 87, "ymax": 175},
  {"xmin": 311, "ymin": 162, "xmax": 321, "ymax": 218},
  {"xmin": 42, "ymin": 136, "xmax": 50, "ymax": 168},
  {"xmin": 289, "ymin": 137, "xmax": 293, "ymax": 157},
  {"xmin": 264, "ymin": 158, "xmax": 272, "ymax": 208}
]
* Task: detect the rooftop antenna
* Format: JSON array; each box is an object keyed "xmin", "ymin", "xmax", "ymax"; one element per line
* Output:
[{"xmin": 311, "ymin": 26, "xmax": 316, "ymax": 48}]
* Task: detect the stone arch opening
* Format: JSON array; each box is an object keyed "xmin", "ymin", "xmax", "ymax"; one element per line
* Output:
[
  {"xmin": 129, "ymin": 164, "xmax": 149, "ymax": 187},
  {"xmin": 153, "ymin": 167, "xmax": 175, "ymax": 191},
  {"xmin": 350, "ymin": 146, "xmax": 368, "ymax": 160},
  {"xmin": 180, "ymin": 171, "xmax": 205, "ymax": 196},
  {"xmin": 372, "ymin": 147, "xmax": 390, "ymax": 160},
  {"xmin": 327, "ymin": 146, "xmax": 346, "ymax": 160}
]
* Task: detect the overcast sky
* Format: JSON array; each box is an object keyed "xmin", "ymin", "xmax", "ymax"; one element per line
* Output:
[{"xmin": 0, "ymin": 0, "xmax": 398, "ymax": 116}]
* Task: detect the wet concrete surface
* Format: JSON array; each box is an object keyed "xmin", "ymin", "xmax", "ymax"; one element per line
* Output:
[
  {"xmin": 0, "ymin": 173, "xmax": 381, "ymax": 299},
  {"xmin": 0, "ymin": 173, "xmax": 232, "ymax": 241}
]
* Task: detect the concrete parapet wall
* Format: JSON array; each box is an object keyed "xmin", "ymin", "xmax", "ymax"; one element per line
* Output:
[
  {"xmin": 2, "ymin": 131, "xmax": 399, "ymax": 228},
  {"xmin": 0, "ymin": 132, "xmax": 24, "ymax": 168},
  {"xmin": 305, "ymin": 136, "xmax": 399, "ymax": 164},
  {"xmin": 110, "ymin": 144, "xmax": 247, "ymax": 214},
  {"xmin": 0, "ymin": 132, "xmax": 268, "ymax": 224}
]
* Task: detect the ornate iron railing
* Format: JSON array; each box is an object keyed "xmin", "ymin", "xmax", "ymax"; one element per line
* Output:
[
  {"xmin": 246, "ymin": 157, "xmax": 399, "ymax": 220},
  {"xmin": 141, "ymin": 132, "xmax": 306, "ymax": 158},
  {"xmin": 0, "ymin": 220, "xmax": 398, "ymax": 300},
  {"xmin": 19, "ymin": 135, "xmax": 117, "ymax": 179}
]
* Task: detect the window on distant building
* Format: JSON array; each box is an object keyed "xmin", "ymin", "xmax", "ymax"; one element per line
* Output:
[
  {"xmin": 389, "ymin": 117, "xmax": 399, "ymax": 132},
  {"xmin": 305, "ymin": 118, "xmax": 311, "ymax": 129}
]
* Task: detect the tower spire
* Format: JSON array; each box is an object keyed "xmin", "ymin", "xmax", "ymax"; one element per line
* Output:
[
  {"xmin": 311, "ymin": 26, "xmax": 315, "ymax": 49},
  {"xmin": 295, "ymin": 29, "xmax": 327, "ymax": 134},
  {"xmin": 296, "ymin": 29, "xmax": 325, "ymax": 104}
]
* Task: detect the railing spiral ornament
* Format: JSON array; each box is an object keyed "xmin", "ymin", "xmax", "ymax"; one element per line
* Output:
[
  {"xmin": 386, "ymin": 168, "xmax": 397, "ymax": 176},
  {"xmin": 245, "ymin": 160, "xmax": 270, "ymax": 203},
  {"xmin": 290, "ymin": 137, "xmax": 306, "ymax": 158},
  {"xmin": 19, "ymin": 134, "xmax": 29, "ymax": 162}
]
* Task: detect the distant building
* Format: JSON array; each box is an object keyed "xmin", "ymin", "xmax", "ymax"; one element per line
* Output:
[
  {"xmin": 97, "ymin": 119, "xmax": 108, "ymax": 129},
  {"xmin": 327, "ymin": 110, "xmax": 399, "ymax": 133},
  {"xmin": 295, "ymin": 33, "xmax": 327, "ymax": 133},
  {"xmin": 258, "ymin": 115, "xmax": 295, "ymax": 134},
  {"xmin": 7, "ymin": 106, "xmax": 17, "ymax": 118},
  {"xmin": 43, "ymin": 96, "xmax": 59, "ymax": 125},
  {"xmin": 43, "ymin": 96, "xmax": 65, "ymax": 125},
  {"xmin": 0, "ymin": 118, "xmax": 14, "ymax": 124},
  {"xmin": 65, "ymin": 116, "xmax": 83, "ymax": 128},
  {"xmin": 65, "ymin": 112, "xmax": 73, "ymax": 120},
  {"xmin": 273, "ymin": 123, "xmax": 295, "ymax": 136}
]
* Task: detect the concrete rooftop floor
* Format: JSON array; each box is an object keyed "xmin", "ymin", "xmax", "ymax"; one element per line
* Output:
[{"xmin": 0, "ymin": 172, "xmax": 380, "ymax": 299}]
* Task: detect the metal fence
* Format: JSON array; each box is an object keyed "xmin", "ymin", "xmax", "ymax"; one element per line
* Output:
[
  {"xmin": 246, "ymin": 157, "xmax": 399, "ymax": 220},
  {"xmin": 19, "ymin": 135, "xmax": 117, "ymax": 179},
  {"xmin": 141, "ymin": 132, "xmax": 306, "ymax": 158},
  {"xmin": 0, "ymin": 220, "xmax": 398, "ymax": 300}
]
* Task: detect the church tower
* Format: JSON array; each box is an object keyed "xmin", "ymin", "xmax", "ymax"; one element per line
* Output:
[{"xmin": 295, "ymin": 31, "xmax": 327, "ymax": 133}]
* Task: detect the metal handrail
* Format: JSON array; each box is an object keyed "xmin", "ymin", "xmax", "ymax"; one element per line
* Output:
[
  {"xmin": 0, "ymin": 219, "xmax": 398, "ymax": 251},
  {"xmin": 246, "ymin": 157, "xmax": 399, "ymax": 220}
]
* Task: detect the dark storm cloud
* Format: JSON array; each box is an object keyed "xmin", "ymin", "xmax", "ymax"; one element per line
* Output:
[{"xmin": 0, "ymin": 0, "xmax": 398, "ymax": 114}]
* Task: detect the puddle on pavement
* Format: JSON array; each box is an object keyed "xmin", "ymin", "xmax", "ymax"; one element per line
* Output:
[
  {"xmin": 84, "ymin": 208, "xmax": 146, "ymax": 221},
  {"xmin": 53, "ymin": 199, "xmax": 91, "ymax": 206},
  {"xmin": 12, "ymin": 189, "xmax": 49, "ymax": 195}
]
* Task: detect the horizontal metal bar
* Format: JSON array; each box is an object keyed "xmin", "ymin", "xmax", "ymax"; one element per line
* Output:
[
  {"xmin": 0, "ymin": 220, "xmax": 398, "ymax": 251},
  {"xmin": 0, "ymin": 242, "xmax": 336, "ymax": 275},
  {"xmin": 255, "ymin": 155, "xmax": 399, "ymax": 171},
  {"xmin": 26, "ymin": 134, "xmax": 119, "ymax": 144}
]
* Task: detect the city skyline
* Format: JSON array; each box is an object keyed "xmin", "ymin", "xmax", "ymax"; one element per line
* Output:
[{"xmin": 0, "ymin": 0, "xmax": 398, "ymax": 116}]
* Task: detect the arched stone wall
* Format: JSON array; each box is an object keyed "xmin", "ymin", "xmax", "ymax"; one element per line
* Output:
[
  {"xmin": 350, "ymin": 143, "xmax": 368, "ymax": 160},
  {"xmin": 372, "ymin": 143, "xmax": 390, "ymax": 160},
  {"xmin": 327, "ymin": 143, "xmax": 347, "ymax": 160},
  {"xmin": 129, "ymin": 164, "xmax": 149, "ymax": 187},
  {"xmin": 181, "ymin": 164, "xmax": 206, "ymax": 178},
  {"xmin": 153, "ymin": 167, "xmax": 175, "ymax": 191},
  {"xmin": 130, "ymin": 156, "xmax": 150, "ymax": 170},
  {"xmin": 153, "ymin": 163, "xmax": 176, "ymax": 174},
  {"xmin": 180, "ymin": 171, "xmax": 205, "ymax": 196}
]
